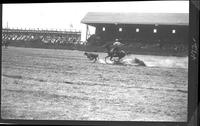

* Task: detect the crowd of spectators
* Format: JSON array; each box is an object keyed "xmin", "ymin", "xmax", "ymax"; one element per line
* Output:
[{"xmin": 2, "ymin": 33, "xmax": 82, "ymax": 45}]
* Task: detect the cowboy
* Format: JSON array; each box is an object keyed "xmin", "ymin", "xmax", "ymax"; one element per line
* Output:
[{"xmin": 112, "ymin": 39, "xmax": 124, "ymax": 55}]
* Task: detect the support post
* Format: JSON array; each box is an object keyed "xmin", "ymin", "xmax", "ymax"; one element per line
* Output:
[{"xmin": 86, "ymin": 25, "xmax": 88, "ymax": 41}]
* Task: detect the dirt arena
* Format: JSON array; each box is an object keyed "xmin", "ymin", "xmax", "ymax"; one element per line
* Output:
[{"xmin": 1, "ymin": 47, "xmax": 188, "ymax": 121}]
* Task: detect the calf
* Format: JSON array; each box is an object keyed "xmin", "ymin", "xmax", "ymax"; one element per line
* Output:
[{"xmin": 84, "ymin": 52, "xmax": 99, "ymax": 63}]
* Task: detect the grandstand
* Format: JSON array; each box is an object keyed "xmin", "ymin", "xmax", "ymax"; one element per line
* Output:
[
  {"xmin": 2, "ymin": 25, "xmax": 188, "ymax": 56},
  {"xmin": 2, "ymin": 28, "xmax": 82, "ymax": 45},
  {"xmin": 81, "ymin": 12, "xmax": 189, "ymax": 56}
]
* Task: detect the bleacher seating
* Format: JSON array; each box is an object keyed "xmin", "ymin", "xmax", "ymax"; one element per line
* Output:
[{"xmin": 2, "ymin": 28, "xmax": 82, "ymax": 45}]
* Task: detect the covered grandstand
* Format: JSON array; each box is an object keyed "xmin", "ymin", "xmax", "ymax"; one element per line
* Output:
[{"xmin": 81, "ymin": 12, "xmax": 189, "ymax": 49}]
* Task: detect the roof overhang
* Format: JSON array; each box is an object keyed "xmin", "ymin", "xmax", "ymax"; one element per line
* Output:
[{"xmin": 81, "ymin": 12, "xmax": 189, "ymax": 26}]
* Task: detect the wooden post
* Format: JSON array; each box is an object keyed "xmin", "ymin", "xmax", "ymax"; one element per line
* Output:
[{"xmin": 86, "ymin": 24, "xmax": 88, "ymax": 41}]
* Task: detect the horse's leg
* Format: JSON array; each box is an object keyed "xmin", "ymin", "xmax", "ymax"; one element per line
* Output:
[
  {"xmin": 105, "ymin": 56, "xmax": 109, "ymax": 63},
  {"xmin": 110, "ymin": 56, "xmax": 114, "ymax": 61},
  {"xmin": 93, "ymin": 58, "xmax": 97, "ymax": 63}
]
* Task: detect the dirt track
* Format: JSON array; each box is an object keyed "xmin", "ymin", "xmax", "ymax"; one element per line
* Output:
[{"xmin": 1, "ymin": 47, "xmax": 188, "ymax": 121}]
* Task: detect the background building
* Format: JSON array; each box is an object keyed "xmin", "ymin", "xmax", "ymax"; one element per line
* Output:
[{"xmin": 81, "ymin": 12, "xmax": 189, "ymax": 45}]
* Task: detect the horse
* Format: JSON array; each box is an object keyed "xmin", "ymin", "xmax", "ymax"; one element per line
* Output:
[{"xmin": 104, "ymin": 44, "xmax": 126, "ymax": 63}]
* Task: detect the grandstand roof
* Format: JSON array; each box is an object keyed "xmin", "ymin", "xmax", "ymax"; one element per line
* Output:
[{"xmin": 81, "ymin": 12, "xmax": 189, "ymax": 26}]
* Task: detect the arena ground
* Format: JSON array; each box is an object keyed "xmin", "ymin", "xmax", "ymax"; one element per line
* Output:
[{"xmin": 1, "ymin": 47, "xmax": 188, "ymax": 121}]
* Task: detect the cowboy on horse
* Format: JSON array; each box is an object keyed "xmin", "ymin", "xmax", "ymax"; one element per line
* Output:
[
  {"xmin": 111, "ymin": 39, "xmax": 124, "ymax": 55},
  {"xmin": 104, "ymin": 38, "xmax": 126, "ymax": 63}
]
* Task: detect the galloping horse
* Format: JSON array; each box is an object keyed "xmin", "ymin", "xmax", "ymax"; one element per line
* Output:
[{"xmin": 104, "ymin": 44, "xmax": 126, "ymax": 63}]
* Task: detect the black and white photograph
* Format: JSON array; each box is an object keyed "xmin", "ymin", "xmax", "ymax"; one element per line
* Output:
[{"xmin": 1, "ymin": 1, "xmax": 190, "ymax": 122}]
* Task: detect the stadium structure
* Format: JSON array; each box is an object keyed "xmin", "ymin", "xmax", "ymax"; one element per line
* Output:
[{"xmin": 81, "ymin": 12, "xmax": 189, "ymax": 46}]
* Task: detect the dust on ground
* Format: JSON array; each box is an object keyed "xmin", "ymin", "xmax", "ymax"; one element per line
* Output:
[{"xmin": 1, "ymin": 47, "xmax": 188, "ymax": 121}]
